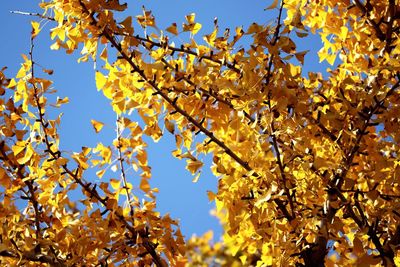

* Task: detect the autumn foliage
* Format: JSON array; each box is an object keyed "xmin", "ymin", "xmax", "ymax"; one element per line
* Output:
[{"xmin": 1, "ymin": 0, "xmax": 400, "ymax": 266}]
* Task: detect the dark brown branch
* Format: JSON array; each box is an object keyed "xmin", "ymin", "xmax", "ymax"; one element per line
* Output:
[{"xmin": 28, "ymin": 27, "xmax": 43, "ymax": 242}]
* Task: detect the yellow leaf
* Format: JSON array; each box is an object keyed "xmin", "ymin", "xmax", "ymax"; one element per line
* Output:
[
  {"xmin": 288, "ymin": 63, "xmax": 300, "ymax": 76},
  {"xmin": 239, "ymin": 255, "xmax": 247, "ymax": 265},
  {"xmin": 185, "ymin": 13, "xmax": 196, "ymax": 24},
  {"xmin": 191, "ymin": 22, "xmax": 202, "ymax": 35},
  {"xmin": 192, "ymin": 172, "xmax": 201, "ymax": 183},
  {"xmin": 340, "ymin": 26, "xmax": 348, "ymax": 40},
  {"xmin": 394, "ymin": 252, "xmax": 400, "ymax": 267},
  {"xmin": 215, "ymin": 198, "xmax": 224, "ymax": 212},
  {"xmin": 71, "ymin": 153, "xmax": 89, "ymax": 169},
  {"xmin": 326, "ymin": 53, "xmax": 337, "ymax": 65},
  {"xmin": 17, "ymin": 143, "xmax": 34, "ymax": 164},
  {"xmin": 183, "ymin": 13, "xmax": 202, "ymax": 35},
  {"xmin": 110, "ymin": 178, "xmax": 121, "ymax": 190},
  {"xmin": 52, "ymin": 96, "xmax": 69, "ymax": 108},
  {"xmin": 95, "ymin": 71, "xmax": 107, "ymax": 90},
  {"xmin": 82, "ymin": 146, "xmax": 91, "ymax": 156},
  {"xmin": 51, "ymin": 27, "xmax": 65, "ymax": 41},
  {"xmin": 207, "ymin": 191, "xmax": 216, "ymax": 202},
  {"xmin": 91, "ymin": 119, "xmax": 104, "ymax": 133},
  {"xmin": 186, "ymin": 159, "xmax": 203, "ymax": 174},
  {"xmin": 166, "ymin": 23, "xmax": 179, "ymax": 35},
  {"xmin": 12, "ymin": 141, "xmax": 27, "ymax": 156},
  {"xmin": 265, "ymin": 0, "xmax": 279, "ymax": 10},
  {"xmin": 140, "ymin": 178, "xmax": 151, "ymax": 192},
  {"xmin": 31, "ymin": 21, "xmax": 41, "ymax": 38},
  {"xmin": 7, "ymin": 78, "xmax": 17, "ymax": 88},
  {"xmin": 96, "ymin": 169, "xmax": 106, "ymax": 178},
  {"xmin": 99, "ymin": 47, "xmax": 108, "ymax": 61}
]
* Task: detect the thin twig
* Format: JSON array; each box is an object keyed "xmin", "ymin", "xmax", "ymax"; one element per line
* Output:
[{"xmin": 116, "ymin": 116, "xmax": 135, "ymax": 218}]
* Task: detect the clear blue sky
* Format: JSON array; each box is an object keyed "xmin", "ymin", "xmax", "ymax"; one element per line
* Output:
[{"xmin": 1, "ymin": 1, "xmax": 326, "ymax": 240}]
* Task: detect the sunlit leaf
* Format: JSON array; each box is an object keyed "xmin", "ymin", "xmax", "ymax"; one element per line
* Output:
[{"xmin": 91, "ymin": 119, "xmax": 104, "ymax": 133}]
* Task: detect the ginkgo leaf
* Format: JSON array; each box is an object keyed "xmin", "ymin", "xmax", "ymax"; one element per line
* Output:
[
  {"xmin": 165, "ymin": 119, "xmax": 175, "ymax": 134},
  {"xmin": 185, "ymin": 13, "xmax": 196, "ymax": 24},
  {"xmin": 71, "ymin": 153, "xmax": 89, "ymax": 169},
  {"xmin": 339, "ymin": 26, "xmax": 348, "ymax": 40},
  {"xmin": 166, "ymin": 23, "xmax": 179, "ymax": 35},
  {"xmin": 140, "ymin": 178, "xmax": 151, "ymax": 192},
  {"xmin": 265, "ymin": 0, "xmax": 279, "ymax": 10},
  {"xmin": 91, "ymin": 119, "xmax": 104, "ymax": 133},
  {"xmin": 31, "ymin": 21, "xmax": 41, "ymax": 38},
  {"xmin": 295, "ymin": 50, "xmax": 308, "ymax": 65},
  {"xmin": 12, "ymin": 141, "xmax": 26, "ymax": 156},
  {"xmin": 186, "ymin": 159, "xmax": 203, "ymax": 174},
  {"xmin": 17, "ymin": 143, "xmax": 33, "ymax": 164},
  {"xmin": 207, "ymin": 191, "xmax": 216, "ymax": 202},
  {"xmin": 326, "ymin": 53, "xmax": 337, "ymax": 65},
  {"xmin": 191, "ymin": 23, "xmax": 202, "ymax": 35},
  {"xmin": 110, "ymin": 179, "xmax": 121, "ymax": 190},
  {"xmin": 119, "ymin": 16, "xmax": 133, "ymax": 34},
  {"xmin": 192, "ymin": 172, "xmax": 201, "ymax": 183},
  {"xmin": 279, "ymin": 36, "xmax": 296, "ymax": 53},
  {"xmin": 96, "ymin": 169, "xmax": 106, "ymax": 178},
  {"xmin": 95, "ymin": 71, "xmax": 107, "ymax": 90},
  {"xmin": 246, "ymin": 23, "xmax": 263, "ymax": 34},
  {"xmin": 52, "ymin": 96, "xmax": 69, "ymax": 108},
  {"xmin": 183, "ymin": 13, "xmax": 202, "ymax": 35}
]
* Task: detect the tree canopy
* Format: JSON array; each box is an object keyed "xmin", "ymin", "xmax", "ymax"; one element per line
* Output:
[{"xmin": 1, "ymin": 0, "xmax": 400, "ymax": 266}]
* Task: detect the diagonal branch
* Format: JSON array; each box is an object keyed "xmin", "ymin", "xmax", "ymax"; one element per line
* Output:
[{"xmin": 82, "ymin": 6, "xmax": 254, "ymax": 175}]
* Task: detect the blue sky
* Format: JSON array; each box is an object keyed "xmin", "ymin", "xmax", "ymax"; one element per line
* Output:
[{"xmin": 1, "ymin": 1, "xmax": 326, "ymax": 240}]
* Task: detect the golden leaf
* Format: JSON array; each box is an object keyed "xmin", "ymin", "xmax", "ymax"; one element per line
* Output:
[
  {"xmin": 31, "ymin": 21, "xmax": 41, "ymax": 38},
  {"xmin": 95, "ymin": 71, "xmax": 107, "ymax": 90},
  {"xmin": 91, "ymin": 119, "xmax": 104, "ymax": 133},
  {"xmin": 166, "ymin": 23, "xmax": 179, "ymax": 35},
  {"xmin": 110, "ymin": 179, "xmax": 121, "ymax": 190},
  {"xmin": 265, "ymin": 0, "xmax": 279, "ymax": 10}
]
